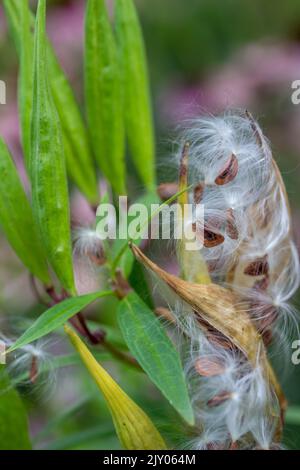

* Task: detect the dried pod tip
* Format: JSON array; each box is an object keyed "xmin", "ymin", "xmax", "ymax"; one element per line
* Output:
[{"xmin": 207, "ymin": 391, "xmax": 232, "ymax": 408}]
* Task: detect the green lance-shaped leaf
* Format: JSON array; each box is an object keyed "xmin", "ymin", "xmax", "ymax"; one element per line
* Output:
[
  {"xmin": 115, "ymin": 0, "xmax": 155, "ymax": 191},
  {"xmin": 3, "ymin": 1, "xmax": 20, "ymax": 49},
  {"xmin": 48, "ymin": 51, "xmax": 99, "ymax": 204},
  {"xmin": 18, "ymin": 0, "xmax": 33, "ymax": 169},
  {"xmin": 118, "ymin": 292, "xmax": 194, "ymax": 425},
  {"xmin": 85, "ymin": 0, "xmax": 125, "ymax": 195},
  {"xmin": 0, "ymin": 138, "xmax": 50, "ymax": 284},
  {"xmin": 3, "ymin": 0, "xmax": 99, "ymax": 204},
  {"xmin": 7, "ymin": 290, "xmax": 113, "ymax": 353},
  {"xmin": 65, "ymin": 324, "xmax": 167, "ymax": 450},
  {"xmin": 0, "ymin": 367, "xmax": 32, "ymax": 450},
  {"xmin": 31, "ymin": 0, "xmax": 75, "ymax": 294}
]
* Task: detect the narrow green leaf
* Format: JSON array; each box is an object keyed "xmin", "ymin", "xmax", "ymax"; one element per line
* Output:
[
  {"xmin": 118, "ymin": 292, "xmax": 194, "ymax": 425},
  {"xmin": 0, "ymin": 367, "xmax": 32, "ymax": 450},
  {"xmin": 18, "ymin": 0, "xmax": 33, "ymax": 169},
  {"xmin": 0, "ymin": 138, "xmax": 50, "ymax": 283},
  {"xmin": 7, "ymin": 290, "xmax": 113, "ymax": 353},
  {"xmin": 48, "ymin": 51, "xmax": 99, "ymax": 204},
  {"xmin": 115, "ymin": 0, "xmax": 155, "ymax": 190},
  {"xmin": 85, "ymin": 0, "xmax": 125, "ymax": 195},
  {"xmin": 31, "ymin": 0, "xmax": 75, "ymax": 294},
  {"xmin": 3, "ymin": 0, "xmax": 99, "ymax": 204}
]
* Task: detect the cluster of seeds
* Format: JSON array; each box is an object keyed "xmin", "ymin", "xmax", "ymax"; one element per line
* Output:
[{"xmin": 170, "ymin": 110, "xmax": 299, "ymax": 449}]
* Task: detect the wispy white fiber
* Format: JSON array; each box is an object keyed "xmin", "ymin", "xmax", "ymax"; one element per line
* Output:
[{"xmin": 173, "ymin": 110, "xmax": 299, "ymax": 450}]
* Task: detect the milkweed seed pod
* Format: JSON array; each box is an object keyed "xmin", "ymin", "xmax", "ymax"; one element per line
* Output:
[{"xmin": 134, "ymin": 110, "xmax": 299, "ymax": 449}]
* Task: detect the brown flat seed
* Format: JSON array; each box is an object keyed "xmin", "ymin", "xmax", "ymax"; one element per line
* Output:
[
  {"xmin": 29, "ymin": 356, "xmax": 38, "ymax": 384},
  {"xmin": 157, "ymin": 183, "xmax": 179, "ymax": 201},
  {"xmin": 192, "ymin": 220, "xmax": 225, "ymax": 248},
  {"xmin": 244, "ymin": 255, "xmax": 269, "ymax": 276},
  {"xmin": 206, "ymin": 331, "xmax": 233, "ymax": 350},
  {"xmin": 215, "ymin": 154, "xmax": 239, "ymax": 185},
  {"xmin": 211, "ymin": 336, "xmax": 233, "ymax": 350},
  {"xmin": 155, "ymin": 307, "xmax": 176, "ymax": 323},
  {"xmin": 207, "ymin": 259, "xmax": 219, "ymax": 272},
  {"xmin": 203, "ymin": 229, "xmax": 225, "ymax": 248},
  {"xmin": 207, "ymin": 391, "xmax": 232, "ymax": 407},
  {"xmin": 195, "ymin": 357, "xmax": 225, "ymax": 376},
  {"xmin": 195, "ymin": 315, "xmax": 234, "ymax": 350},
  {"xmin": 88, "ymin": 250, "xmax": 106, "ymax": 266},
  {"xmin": 194, "ymin": 183, "xmax": 204, "ymax": 204},
  {"xmin": 226, "ymin": 208, "xmax": 239, "ymax": 240}
]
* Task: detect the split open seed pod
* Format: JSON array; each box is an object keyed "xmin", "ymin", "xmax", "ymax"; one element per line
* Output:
[{"xmin": 130, "ymin": 243, "xmax": 286, "ymax": 435}]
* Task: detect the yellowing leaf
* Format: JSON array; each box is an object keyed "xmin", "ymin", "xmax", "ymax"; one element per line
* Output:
[{"xmin": 65, "ymin": 325, "xmax": 167, "ymax": 450}]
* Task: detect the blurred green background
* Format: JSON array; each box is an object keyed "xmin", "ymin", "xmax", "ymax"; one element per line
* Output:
[{"xmin": 0, "ymin": 0, "xmax": 300, "ymax": 449}]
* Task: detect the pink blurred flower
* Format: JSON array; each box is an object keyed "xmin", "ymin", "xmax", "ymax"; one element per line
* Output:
[
  {"xmin": 160, "ymin": 41, "xmax": 300, "ymax": 122},
  {"xmin": 46, "ymin": 0, "xmax": 86, "ymax": 84}
]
